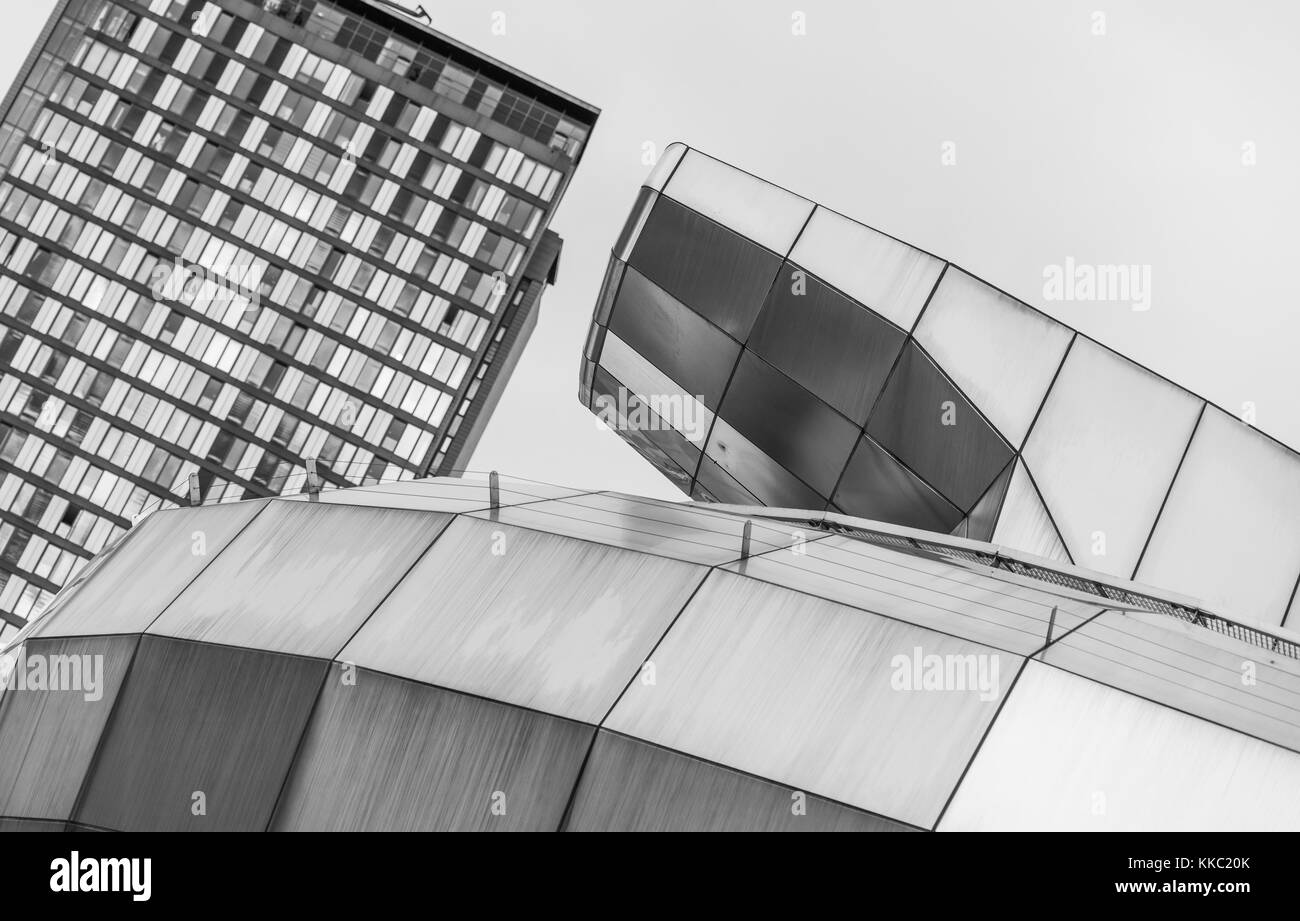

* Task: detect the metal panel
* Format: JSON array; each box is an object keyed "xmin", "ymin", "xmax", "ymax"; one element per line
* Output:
[
  {"xmin": 0, "ymin": 635, "xmax": 136, "ymax": 821},
  {"xmin": 593, "ymin": 254, "xmax": 625, "ymax": 327},
  {"xmin": 831, "ymin": 435, "xmax": 963, "ymax": 533},
  {"xmin": 467, "ymin": 490, "xmax": 815, "ymax": 567},
  {"xmin": 272, "ymin": 670, "xmax": 592, "ymax": 832},
  {"xmin": 786, "ymin": 206, "xmax": 943, "ymax": 331},
  {"xmin": 591, "ymin": 366, "xmax": 696, "ymax": 492},
  {"xmin": 713, "ymin": 352, "xmax": 859, "ymax": 498},
  {"xmin": 660, "ymin": 148, "xmax": 814, "ymax": 255},
  {"xmin": 605, "ymin": 570, "xmax": 1015, "ymax": 828},
  {"xmin": 965, "ymin": 461, "xmax": 1013, "ymax": 542},
  {"xmin": 914, "ymin": 269, "xmax": 1073, "ymax": 447},
  {"xmin": 692, "ymin": 452, "xmax": 761, "ymax": 504},
  {"xmin": 606, "ymin": 266, "xmax": 742, "ymax": 411},
  {"xmin": 642, "ymin": 141, "xmax": 686, "ymax": 192},
  {"xmin": 341, "ymin": 517, "xmax": 706, "ymax": 724},
  {"xmin": 703, "ymin": 414, "xmax": 829, "ymax": 511},
  {"xmin": 0, "ymin": 818, "xmax": 65, "ymax": 831},
  {"xmin": 1136, "ymin": 408, "xmax": 1300, "ymax": 623},
  {"xmin": 722, "ymin": 534, "xmax": 1100, "ymax": 655},
  {"xmin": 867, "ymin": 343, "xmax": 1014, "ymax": 512},
  {"xmin": 149, "ymin": 502, "xmax": 449, "ymax": 659},
  {"xmin": 75, "ymin": 636, "xmax": 327, "ymax": 832},
  {"xmin": 748, "ymin": 264, "xmax": 907, "ymax": 424},
  {"xmin": 565, "ymin": 731, "xmax": 915, "ymax": 832},
  {"xmin": 30, "ymin": 501, "xmax": 267, "ymax": 639},
  {"xmin": 1024, "ymin": 338, "xmax": 1202, "ymax": 578},
  {"xmin": 1042, "ymin": 608, "xmax": 1300, "ymax": 752},
  {"xmin": 940, "ymin": 661, "xmax": 1300, "ymax": 831},
  {"xmin": 991, "ymin": 461, "xmax": 1069, "ymax": 563},
  {"xmin": 628, "ymin": 196, "xmax": 782, "ymax": 340},
  {"xmin": 599, "ymin": 329, "xmax": 715, "ymax": 449},
  {"xmin": 613, "ymin": 187, "xmax": 657, "ymax": 262}
]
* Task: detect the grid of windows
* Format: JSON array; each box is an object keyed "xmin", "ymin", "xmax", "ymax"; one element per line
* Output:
[
  {"xmin": 0, "ymin": 0, "xmax": 595, "ymax": 629},
  {"xmin": 264, "ymin": 0, "xmax": 591, "ymax": 158}
]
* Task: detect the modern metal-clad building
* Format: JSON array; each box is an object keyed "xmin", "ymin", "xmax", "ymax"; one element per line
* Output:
[
  {"xmin": 581, "ymin": 143, "xmax": 1300, "ymax": 628},
  {"xmin": 0, "ymin": 0, "xmax": 597, "ymax": 637},
  {"xmin": 1, "ymin": 475, "xmax": 1297, "ymax": 831}
]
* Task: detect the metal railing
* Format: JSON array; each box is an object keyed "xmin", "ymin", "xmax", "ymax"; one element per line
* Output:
[
  {"xmin": 121, "ymin": 468, "xmax": 1300, "ymax": 662},
  {"xmin": 800, "ymin": 516, "xmax": 1300, "ymax": 661}
]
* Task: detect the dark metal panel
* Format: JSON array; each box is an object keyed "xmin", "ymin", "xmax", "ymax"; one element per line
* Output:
[
  {"xmin": 867, "ymin": 342, "xmax": 1013, "ymax": 512},
  {"xmin": 272, "ymin": 670, "xmax": 593, "ymax": 831},
  {"xmin": 75, "ymin": 636, "xmax": 327, "ymax": 832},
  {"xmin": 692, "ymin": 452, "xmax": 761, "ymax": 505},
  {"xmin": 703, "ymin": 413, "xmax": 828, "ymax": 511},
  {"xmin": 565, "ymin": 731, "xmax": 915, "ymax": 832},
  {"xmin": 591, "ymin": 366, "xmax": 696, "ymax": 493},
  {"xmin": 715, "ymin": 352, "xmax": 859, "ymax": 499},
  {"xmin": 0, "ymin": 817, "xmax": 66, "ymax": 832},
  {"xmin": 628, "ymin": 196, "xmax": 780, "ymax": 341},
  {"xmin": 832, "ymin": 435, "xmax": 963, "ymax": 533},
  {"xmin": 606, "ymin": 266, "xmax": 740, "ymax": 410},
  {"xmin": 749, "ymin": 264, "xmax": 908, "ymax": 425},
  {"xmin": 0, "ymin": 635, "xmax": 137, "ymax": 822},
  {"xmin": 613, "ymin": 187, "xmax": 657, "ymax": 261},
  {"xmin": 965, "ymin": 461, "xmax": 1014, "ymax": 543}
]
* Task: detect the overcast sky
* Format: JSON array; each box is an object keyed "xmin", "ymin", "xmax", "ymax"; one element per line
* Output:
[{"xmin": 8, "ymin": 1, "xmax": 1297, "ymax": 501}]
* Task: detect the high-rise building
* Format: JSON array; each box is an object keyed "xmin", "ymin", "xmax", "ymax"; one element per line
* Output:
[
  {"xmin": 2, "ymin": 474, "xmax": 1296, "ymax": 831},
  {"xmin": 581, "ymin": 143, "xmax": 1300, "ymax": 629},
  {"xmin": 0, "ymin": 0, "xmax": 598, "ymax": 638}
]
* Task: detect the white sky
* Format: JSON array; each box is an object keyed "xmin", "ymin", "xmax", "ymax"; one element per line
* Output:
[{"xmin": 8, "ymin": 0, "xmax": 1298, "ymax": 502}]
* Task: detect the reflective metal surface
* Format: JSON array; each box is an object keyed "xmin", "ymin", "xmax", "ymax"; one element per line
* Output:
[
  {"xmin": 75, "ymin": 636, "xmax": 327, "ymax": 832},
  {"xmin": 1025, "ymin": 338, "xmax": 1203, "ymax": 578},
  {"xmin": 341, "ymin": 517, "xmax": 706, "ymax": 723},
  {"xmin": 940, "ymin": 662, "xmax": 1300, "ymax": 831},
  {"xmin": 1137, "ymin": 407, "xmax": 1300, "ymax": 623},
  {"xmin": 0, "ymin": 636, "xmax": 135, "ymax": 821},
  {"xmin": 605, "ymin": 570, "xmax": 1012, "ymax": 828},
  {"xmin": 2, "ymin": 476, "xmax": 1295, "ymax": 832},
  {"xmin": 273, "ymin": 671, "xmax": 592, "ymax": 832},
  {"xmin": 580, "ymin": 146, "xmax": 1300, "ymax": 625},
  {"xmin": 915, "ymin": 268, "xmax": 1073, "ymax": 448},
  {"xmin": 29, "ymin": 501, "xmax": 268, "ymax": 639},
  {"xmin": 149, "ymin": 502, "xmax": 449, "ymax": 658},
  {"xmin": 565, "ymin": 731, "xmax": 914, "ymax": 832}
]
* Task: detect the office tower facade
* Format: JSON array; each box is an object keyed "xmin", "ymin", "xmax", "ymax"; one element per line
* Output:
[
  {"xmin": 2, "ymin": 475, "xmax": 1297, "ymax": 831},
  {"xmin": 0, "ymin": 0, "xmax": 597, "ymax": 638},
  {"xmin": 581, "ymin": 143, "xmax": 1300, "ymax": 628}
]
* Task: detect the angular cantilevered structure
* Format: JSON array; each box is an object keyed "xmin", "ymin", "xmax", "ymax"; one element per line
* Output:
[
  {"xmin": 580, "ymin": 143, "xmax": 1300, "ymax": 628},
  {"xmin": 1, "ymin": 475, "xmax": 1298, "ymax": 831}
]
